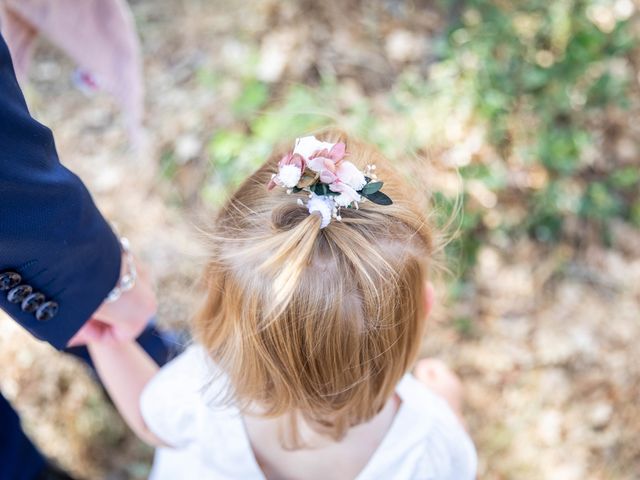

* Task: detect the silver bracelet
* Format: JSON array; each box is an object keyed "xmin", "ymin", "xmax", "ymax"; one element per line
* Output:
[{"xmin": 106, "ymin": 237, "xmax": 137, "ymax": 303}]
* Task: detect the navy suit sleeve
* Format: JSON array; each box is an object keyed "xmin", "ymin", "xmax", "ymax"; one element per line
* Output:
[{"xmin": 0, "ymin": 33, "xmax": 121, "ymax": 350}]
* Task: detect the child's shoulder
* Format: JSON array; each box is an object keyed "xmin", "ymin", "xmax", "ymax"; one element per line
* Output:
[
  {"xmin": 396, "ymin": 373, "xmax": 456, "ymax": 416},
  {"xmin": 145, "ymin": 343, "xmax": 231, "ymax": 401},
  {"xmin": 385, "ymin": 374, "xmax": 477, "ymax": 480},
  {"xmin": 155, "ymin": 343, "xmax": 214, "ymax": 377},
  {"xmin": 139, "ymin": 343, "xmax": 236, "ymax": 448}
]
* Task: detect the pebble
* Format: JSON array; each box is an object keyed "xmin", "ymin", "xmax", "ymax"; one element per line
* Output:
[
  {"xmin": 589, "ymin": 402, "xmax": 613, "ymax": 429},
  {"xmin": 537, "ymin": 409, "xmax": 563, "ymax": 446},
  {"xmin": 174, "ymin": 134, "xmax": 202, "ymax": 163},
  {"xmin": 385, "ymin": 29, "xmax": 425, "ymax": 63}
]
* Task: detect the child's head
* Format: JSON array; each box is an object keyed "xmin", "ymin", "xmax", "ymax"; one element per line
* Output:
[{"xmin": 194, "ymin": 127, "xmax": 434, "ymax": 441}]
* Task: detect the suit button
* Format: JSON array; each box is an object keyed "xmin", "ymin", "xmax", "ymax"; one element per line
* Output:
[
  {"xmin": 35, "ymin": 301, "xmax": 59, "ymax": 321},
  {"xmin": 0, "ymin": 272, "xmax": 22, "ymax": 291},
  {"xmin": 21, "ymin": 292, "xmax": 45, "ymax": 313},
  {"xmin": 7, "ymin": 285, "xmax": 33, "ymax": 303}
]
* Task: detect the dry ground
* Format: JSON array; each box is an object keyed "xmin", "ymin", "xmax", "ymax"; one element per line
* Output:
[{"xmin": 1, "ymin": 1, "xmax": 639, "ymax": 479}]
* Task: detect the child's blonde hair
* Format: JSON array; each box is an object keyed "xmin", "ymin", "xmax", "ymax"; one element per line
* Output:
[{"xmin": 194, "ymin": 127, "xmax": 434, "ymax": 444}]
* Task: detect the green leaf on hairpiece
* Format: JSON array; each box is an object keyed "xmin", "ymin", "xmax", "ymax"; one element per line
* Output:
[
  {"xmin": 310, "ymin": 183, "xmax": 327, "ymax": 196},
  {"xmin": 310, "ymin": 183, "xmax": 338, "ymax": 196},
  {"xmin": 363, "ymin": 190, "xmax": 393, "ymax": 205},
  {"xmin": 292, "ymin": 186, "xmax": 303, "ymax": 193},
  {"xmin": 361, "ymin": 181, "xmax": 383, "ymax": 195}
]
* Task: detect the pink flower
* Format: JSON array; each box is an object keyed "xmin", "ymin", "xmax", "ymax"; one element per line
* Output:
[
  {"xmin": 319, "ymin": 169, "xmax": 338, "ymax": 183},
  {"xmin": 329, "ymin": 180, "xmax": 362, "ymax": 207},
  {"xmin": 280, "ymin": 152, "xmax": 305, "ymax": 171},
  {"xmin": 293, "ymin": 136, "xmax": 340, "ymax": 160},
  {"xmin": 267, "ymin": 136, "xmax": 365, "ymax": 211},
  {"xmin": 308, "ymin": 142, "xmax": 347, "ymax": 164},
  {"xmin": 306, "ymin": 142, "xmax": 348, "ymax": 184},
  {"xmin": 307, "ymin": 155, "xmax": 337, "ymax": 175},
  {"xmin": 268, "ymin": 153, "xmax": 305, "ymax": 190},
  {"xmin": 327, "ymin": 142, "xmax": 346, "ymax": 162}
]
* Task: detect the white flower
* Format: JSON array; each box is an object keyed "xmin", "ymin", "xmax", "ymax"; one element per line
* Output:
[
  {"xmin": 336, "ymin": 161, "xmax": 366, "ymax": 191},
  {"xmin": 335, "ymin": 193, "xmax": 358, "ymax": 207},
  {"xmin": 329, "ymin": 181, "xmax": 362, "ymax": 207},
  {"xmin": 306, "ymin": 194, "xmax": 334, "ymax": 228},
  {"xmin": 293, "ymin": 135, "xmax": 336, "ymax": 160},
  {"xmin": 278, "ymin": 164, "xmax": 302, "ymax": 188}
]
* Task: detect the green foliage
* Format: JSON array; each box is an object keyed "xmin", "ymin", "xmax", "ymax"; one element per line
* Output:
[
  {"xmin": 361, "ymin": 181, "xmax": 383, "ymax": 195},
  {"xmin": 204, "ymin": 81, "xmax": 337, "ymax": 206},
  {"xmin": 232, "ymin": 79, "xmax": 269, "ymax": 118},
  {"xmin": 432, "ymin": 191, "xmax": 484, "ymax": 276},
  {"xmin": 631, "ymin": 201, "xmax": 640, "ymax": 227},
  {"xmin": 362, "ymin": 190, "xmax": 393, "ymax": 205},
  {"xmin": 526, "ymin": 180, "xmax": 570, "ymax": 242},
  {"xmin": 580, "ymin": 181, "xmax": 623, "ymax": 220},
  {"xmin": 309, "ymin": 183, "xmax": 339, "ymax": 196},
  {"xmin": 453, "ymin": 316, "xmax": 475, "ymax": 338},
  {"xmin": 159, "ymin": 150, "xmax": 177, "ymax": 180},
  {"xmin": 197, "ymin": 0, "xmax": 638, "ymax": 276},
  {"xmin": 437, "ymin": 0, "xmax": 639, "ymax": 268}
]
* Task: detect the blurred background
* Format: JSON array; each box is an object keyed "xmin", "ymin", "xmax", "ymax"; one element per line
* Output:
[{"xmin": 0, "ymin": 0, "xmax": 639, "ymax": 478}]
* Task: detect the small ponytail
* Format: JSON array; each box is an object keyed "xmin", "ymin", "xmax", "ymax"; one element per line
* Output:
[{"xmin": 260, "ymin": 207, "xmax": 322, "ymax": 322}]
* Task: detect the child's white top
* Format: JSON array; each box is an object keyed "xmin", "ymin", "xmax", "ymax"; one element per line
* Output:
[{"xmin": 140, "ymin": 345, "xmax": 477, "ymax": 480}]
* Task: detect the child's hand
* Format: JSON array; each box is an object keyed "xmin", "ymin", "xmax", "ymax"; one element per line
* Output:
[
  {"xmin": 414, "ymin": 359, "xmax": 466, "ymax": 427},
  {"xmin": 68, "ymin": 256, "xmax": 156, "ymax": 347},
  {"xmin": 70, "ymin": 317, "xmax": 130, "ymax": 345}
]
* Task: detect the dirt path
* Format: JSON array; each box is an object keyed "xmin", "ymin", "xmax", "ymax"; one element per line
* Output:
[{"xmin": 1, "ymin": 1, "xmax": 639, "ymax": 478}]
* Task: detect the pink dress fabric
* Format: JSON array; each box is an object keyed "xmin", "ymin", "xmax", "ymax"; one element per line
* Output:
[{"xmin": 0, "ymin": 0, "xmax": 143, "ymax": 143}]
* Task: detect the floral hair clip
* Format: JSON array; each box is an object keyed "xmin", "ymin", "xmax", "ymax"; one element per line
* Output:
[{"xmin": 267, "ymin": 135, "xmax": 392, "ymax": 228}]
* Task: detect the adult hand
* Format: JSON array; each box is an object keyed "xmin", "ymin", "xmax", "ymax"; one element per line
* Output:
[{"xmin": 67, "ymin": 255, "xmax": 157, "ymax": 347}]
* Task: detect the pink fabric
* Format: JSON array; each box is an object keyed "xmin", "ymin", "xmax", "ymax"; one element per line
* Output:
[{"xmin": 0, "ymin": 0, "xmax": 143, "ymax": 143}]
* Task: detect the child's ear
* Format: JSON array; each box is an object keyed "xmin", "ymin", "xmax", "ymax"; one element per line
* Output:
[{"xmin": 423, "ymin": 281, "xmax": 435, "ymax": 320}]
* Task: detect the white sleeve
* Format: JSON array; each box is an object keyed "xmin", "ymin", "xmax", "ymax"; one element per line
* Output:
[
  {"xmin": 139, "ymin": 345, "xmax": 211, "ymax": 448},
  {"xmin": 424, "ymin": 393, "xmax": 478, "ymax": 480}
]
